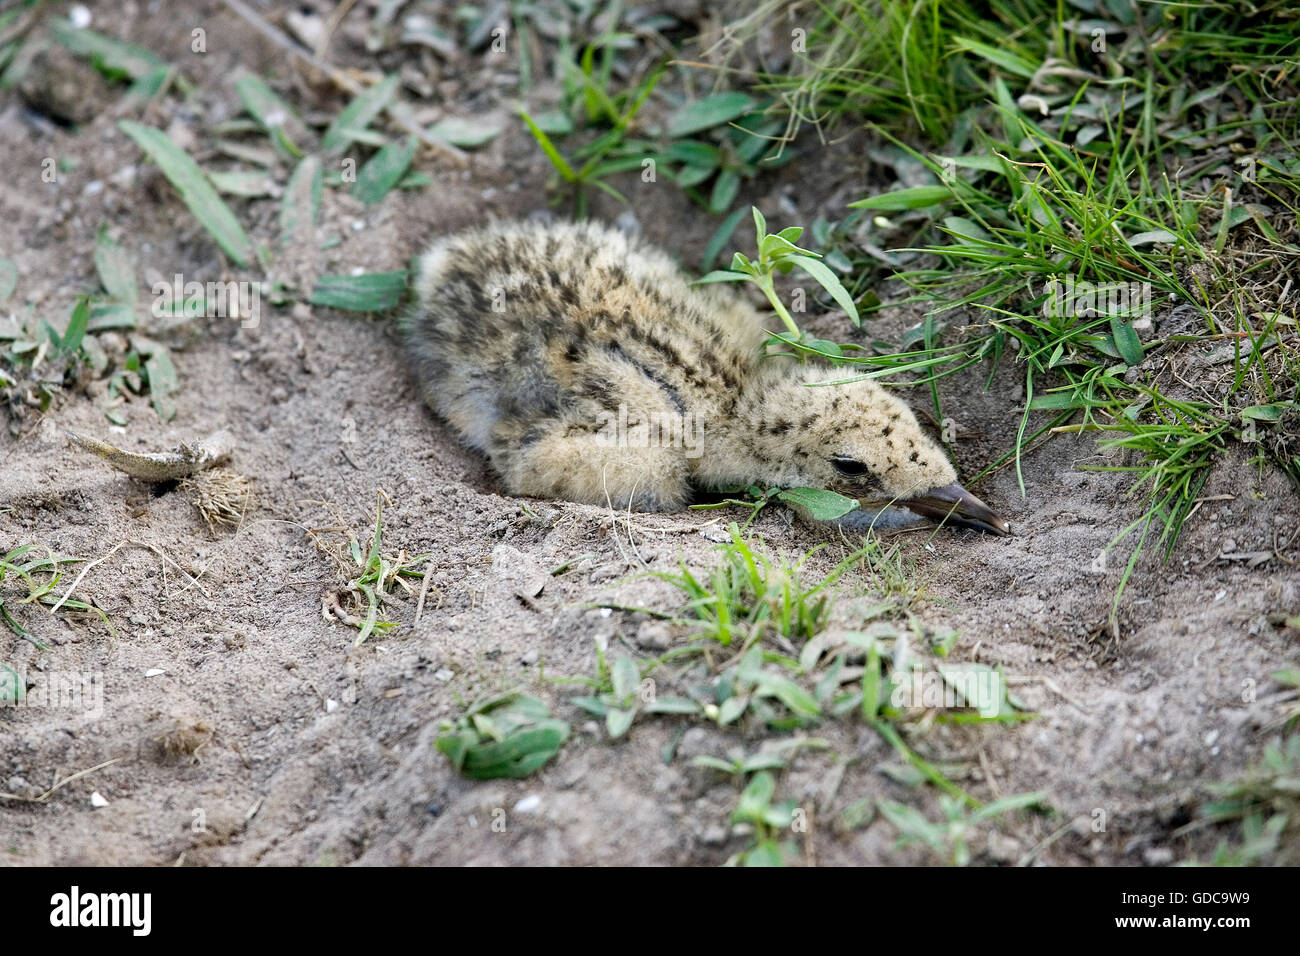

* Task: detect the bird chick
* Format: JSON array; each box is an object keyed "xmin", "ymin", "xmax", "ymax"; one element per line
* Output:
[{"xmin": 403, "ymin": 220, "xmax": 1009, "ymax": 534}]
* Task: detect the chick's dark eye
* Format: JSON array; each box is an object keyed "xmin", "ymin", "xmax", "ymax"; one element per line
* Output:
[{"xmin": 830, "ymin": 457, "xmax": 869, "ymax": 478}]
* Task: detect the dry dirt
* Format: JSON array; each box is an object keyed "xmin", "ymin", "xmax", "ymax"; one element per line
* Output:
[{"xmin": 1, "ymin": 1, "xmax": 1297, "ymax": 866}]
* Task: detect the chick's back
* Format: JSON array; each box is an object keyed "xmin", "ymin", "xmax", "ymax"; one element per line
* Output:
[{"xmin": 402, "ymin": 220, "xmax": 766, "ymax": 460}]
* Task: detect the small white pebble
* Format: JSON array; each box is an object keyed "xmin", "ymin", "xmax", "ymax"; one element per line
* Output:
[
  {"xmin": 144, "ymin": 668, "xmax": 165, "ymax": 678},
  {"xmin": 513, "ymin": 794, "xmax": 541, "ymax": 814},
  {"xmin": 90, "ymin": 790, "xmax": 109, "ymax": 808},
  {"xmin": 1214, "ymin": 590, "xmax": 1226, "ymax": 601},
  {"xmin": 325, "ymin": 698, "xmax": 338, "ymax": 713},
  {"xmin": 434, "ymin": 667, "xmax": 454, "ymax": 682},
  {"xmin": 599, "ymin": 607, "xmax": 612, "ymax": 618},
  {"xmin": 83, "ymin": 180, "xmax": 104, "ymax": 196},
  {"xmin": 1204, "ymin": 729, "xmax": 1219, "ymax": 746},
  {"xmin": 69, "ymin": 5, "xmax": 92, "ymax": 28},
  {"xmin": 351, "ymin": 220, "xmax": 366, "ymax": 232}
]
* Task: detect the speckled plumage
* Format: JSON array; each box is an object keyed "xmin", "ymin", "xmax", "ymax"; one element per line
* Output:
[{"xmin": 403, "ymin": 220, "xmax": 1007, "ymax": 533}]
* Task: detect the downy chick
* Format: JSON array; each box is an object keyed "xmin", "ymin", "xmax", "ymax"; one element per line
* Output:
[{"xmin": 403, "ymin": 219, "xmax": 1009, "ymax": 534}]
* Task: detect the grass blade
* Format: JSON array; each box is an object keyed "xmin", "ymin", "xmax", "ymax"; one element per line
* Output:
[
  {"xmin": 310, "ymin": 271, "xmax": 408, "ymax": 312},
  {"xmin": 118, "ymin": 120, "xmax": 255, "ymax": 267},
  {"xmin": 321, "ymin": 74, "xmax": 399, "ymax": 153},
  {"xmin": 518, "ymin": 108, "xmax": 576, "ymax": 181},
  {"xmin": 234, "ymin": 72, "xmax": 310, "ymax": 156},
  {"xmin": 94, "ymin": 226, "xmax": 138, "ymax": 307},
  {"xmin": 280, "ymin": 156, "xmax": 322, "ymax": 245},
  {"xmin": 352, "ymin": 135, "xmax": 416, "ymax": 205},
  {"xmin": 667, "ymin": 92, "xmax": 756, "ymax": 138}
]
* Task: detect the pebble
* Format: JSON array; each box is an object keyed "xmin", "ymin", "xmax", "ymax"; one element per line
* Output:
[
  {"xmin": 985, "ymin": 831, "xmax": 1022, "ymax": 863},
  {"xmin": 513, "ymin": 794, "xmax": 541, "ymax": 814},
  {"xmin": 635, "ymin": 621, "xmax": 673, "ymax": 651},
  {"xmin": 1142, "ymin": 846, "xmax": 1175, "ymax": 866},
  {"xmin": 700, "ymin": 824, "xmax": 729, "ymax": 846}
]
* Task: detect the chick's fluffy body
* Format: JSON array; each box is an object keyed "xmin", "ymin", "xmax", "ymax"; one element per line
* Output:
[{"xmin": 403, "ymin": 220, "xmax": 956, "ymax": 511}]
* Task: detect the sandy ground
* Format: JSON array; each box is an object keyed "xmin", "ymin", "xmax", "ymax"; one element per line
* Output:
[{"xmin": 1, "ymin": 1, "xmax": 1297, "ymax": 866}]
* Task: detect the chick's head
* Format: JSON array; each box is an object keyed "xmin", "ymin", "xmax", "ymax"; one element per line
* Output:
[
  {"xmin": 736, "ymin": 365, "xmax": 1010, "ymax": 534},
  {"xmin": 742, "ymin": 364, "xmax": 955, "ymax": 497}
]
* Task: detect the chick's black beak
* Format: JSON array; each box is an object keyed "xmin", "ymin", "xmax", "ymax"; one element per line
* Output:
[{"xmin": 903, "ymin": 482, "xmax": 1011, "ymax": 536}]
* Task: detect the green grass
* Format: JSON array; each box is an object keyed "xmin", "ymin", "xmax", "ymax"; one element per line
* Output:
[
  {"xmin": 561, "ymin": 523, "xmax": 1038, "ymax": 860},
  {"xmin": 878, "ymin": 789, "xmax": 1048, "ymax": 866},
  {"xmin": 696, "ymin": 206, "xmax": 860, "ymax": 344},
  {"xmin": 316, "ymin": 493, "xmax": 430, "ymax": 646},
  {"xmin": 553, "ymin": 520, "xmax": 1040, "ymax": 863},
  {"xmin": 650, "ymin": 522, "xmax": 865, "ymax": 648},
  {"xmin": 1186, "ymin": 728, "xmax": 1300, "ymax": 866},
  {"xmin": 516, "ymin": 8, "xmax": 798, "ymax": 224},
  {"xmin": 435, "ymin": 692, "xmax": 571, "ymax": 780},
  {"xmin": 717, "ymin": 0, "xmax": 1300, "ymax": 615},
  {"xmin": 0, "ymin": 544, "xmax": 118, "ymax": 648}
]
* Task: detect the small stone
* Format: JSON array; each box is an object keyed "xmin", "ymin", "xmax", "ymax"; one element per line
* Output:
[
  {"xmin": 985, "ymin": 831, "xmax": 1021, "ymax": 863},
  {"xmin": 700, "ymin": 825, "xmax": 729, "ymax": 846},
  {"xmin": 635, "ymin": 621, "xmax": 673, "ymax": 651},
  {"xmin": 520, "ymin": 649, "xmax": 539, "ymax": 666},
  {"xmin": 1143, "ymin": 846, "xmax": 1175, "ymax": 866},
  {"xmin": 434, "ymin": 668, "xmax": 454, "ymax": 682},
  {"xmin": 513, "ymin": 794, "xmax": 542, "ymax": 814},
  {"xmin": 90, "ymin": 791, "xmax": 109, "ymax": 808}
]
